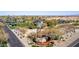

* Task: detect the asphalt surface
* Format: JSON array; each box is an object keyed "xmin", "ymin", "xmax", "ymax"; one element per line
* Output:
[
  {"xmin": 73, "ymin": 43, "xmax": 79, "ymax": 47},
  {"xmin": 67, "ymin": 38, "xmax": 79, "ymax": 47},
  {"xmin": 3, "ymin": 26, "xmax": 24, "ymax": 47},
  {"xmin": 0, "ymin": 19, "xmax": 24, "ymax": 47}
]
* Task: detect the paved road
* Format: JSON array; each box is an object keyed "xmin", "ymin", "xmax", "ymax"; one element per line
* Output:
[
  {"xmin": 3, "ymin": 26, "xmax": 25, "ymax": 47},
  {"xmin": 73, "ymin": 43, "xmax": 79, "ymax": 47},
  {"xmin": 0, "ymin": 19, "xmax": 24, "ymax": 47},
  {"xmin": 67, "ymin": 38, "xmax": 79, "ymax": 47}
]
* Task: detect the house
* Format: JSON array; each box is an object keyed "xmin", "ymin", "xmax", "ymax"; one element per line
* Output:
[
  {"xmin": 16, "ymin": 18, "xmax": 24, "ymax": 23},
  {"xmin": 33, "ymin": 19, "xmax": 44, "ymax": 28},
  {"xmin": 36, "ymin": 37, "xmax": 46, "ymax": 43},
  {"xmin": 58, "ymin": 19, "xmax": 66, "ymax": 24}
]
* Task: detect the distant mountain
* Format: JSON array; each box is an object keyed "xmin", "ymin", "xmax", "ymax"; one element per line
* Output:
[{"xmin": 0, "ymin": 11, "xmax": 79, "ymax": 16}]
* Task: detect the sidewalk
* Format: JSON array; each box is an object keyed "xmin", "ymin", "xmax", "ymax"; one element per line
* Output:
[
  {"xmin": 55, "ymin": 30, "xmax": 79, "ymax": 47},
  {"xmin": 11, "ymin": 29, "xmax": 30, "ymax": 47}
]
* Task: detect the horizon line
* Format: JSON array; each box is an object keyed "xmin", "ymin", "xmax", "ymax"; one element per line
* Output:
[{"xmin": 0, "ymin": 11, "xmax": 79, "ymax": 16}]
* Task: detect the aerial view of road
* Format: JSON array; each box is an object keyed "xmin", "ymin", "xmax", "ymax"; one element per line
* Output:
[
  {"xmin": 68, "ymin": 38, "xmax": 79, "ymax": 47},
  {"xmin": 1, "ymin": 15, "xmax": 79, "ymax": 47},
  {"xmin": 3, "ymin": 26, "xmax": 24, "ymax": 47},
  {"xmin": 0, "ymin": 19, "xmax": 24, "ymax": 47}
]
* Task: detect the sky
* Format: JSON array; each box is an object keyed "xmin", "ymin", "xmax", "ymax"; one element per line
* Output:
[{"xmin": 0, "ymin": 11, "xmax": 79, "ymax": 16}]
